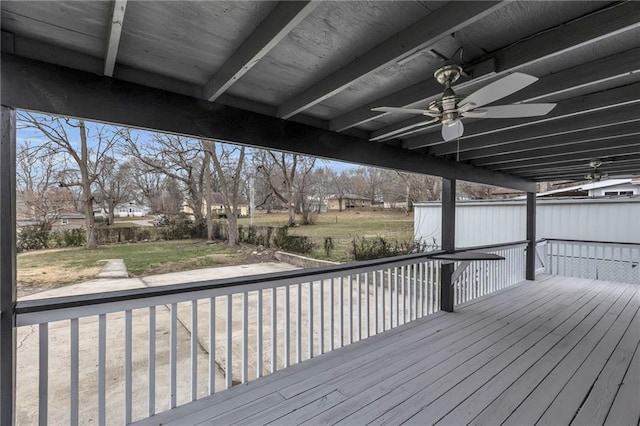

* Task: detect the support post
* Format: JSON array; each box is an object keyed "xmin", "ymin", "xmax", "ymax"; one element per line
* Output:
[
  {"xmin": 441, "ymin": 178, "xmax": 456, "ymax": 312},
  {"xmin": 526, "ymin": 191, "xmax": 536, "ymax": 280},
  {"xmin": 0, "ymin": 106, "xmax": 17, "ymax": 425}
]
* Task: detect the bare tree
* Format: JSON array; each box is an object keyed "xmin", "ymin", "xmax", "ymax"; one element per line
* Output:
[
  {"xmin": 203, "ymin": 140, "xmax": 246, "ymax": 245},
  {"xmin": 257, "ymin": 151, "xmax": 316, "ymax": 225},
  {"xmin": 18, "ymin": 113, "xmax": 122, "ymax": 249},
  {"xmin": 126, "ymin": 133, "xmax": 207, "ymax": 222},
  {"xmin": 16, "ymin": 139, "xmax": 78, "ymax": 228},
  {"xmin": 94, "ymin": 157, "xmax": 135, "ymax": 225}
]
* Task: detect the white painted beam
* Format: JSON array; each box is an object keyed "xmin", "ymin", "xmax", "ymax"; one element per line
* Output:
[
  {"xmin": 104, "ymin": 0, "xmax": 127, "ymax": 77},
  {"xmin": 203, "ymin": 1, "xmax": 319, "ymax": 102},
  {"xmin": 339, "ymin": 1, "xmax": 640, "ymax": 136},
  {"xmin": 276, "ymin": 1, "xmax": 506, "ymax": 119}
]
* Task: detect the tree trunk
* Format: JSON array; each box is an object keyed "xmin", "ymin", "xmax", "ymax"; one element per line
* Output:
[
  {"xmin": 108, "ymin": 200, "xmax": 116, "ymax": 225},
  {"xmin": 227, "ymin": 212, "xmax": 238, "ymax": 246},
  {"xmin": 79, "ymin": 121, "xmax": 97, "ymax": 249},
  {"xmin": 203, "ymin": 147, "xmax": 214, "ymax": 240}
]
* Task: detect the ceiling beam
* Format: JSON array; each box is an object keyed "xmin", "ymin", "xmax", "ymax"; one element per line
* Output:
[
  {"xmin": 511, "ymin": 156, "xmax": 640, "ymax": 177},
  {"xmin": 520, "ymin": 160, "xmax": 640, "ymax": 180},
  {"xmin": 424, "ymin": 82, "xmax": 640, "ymax": 156},
  {"xmin": 103, "ymin": 0, "xmax": 127, "ymax": 77},
  {"xmin": 1, "ymin": 53, "xmax": 535, "ymax": 192},
  {"xmin": 203, "ymin": 1, "xmax": 318, "ymax": 102},
  {"xmin": 488, "ymin": 144, "xmax": 640, "ymax": 172},
  {"xmin": 468, "ymin": 120, "xmax": 640, "ymax": 165},
  {"xmin": 368, "ymin": 2, "xmax": 640, "ymax": 142},
  {"xmin": 276, "ymin": 1, "xmax": 505, "ymax": 119}
]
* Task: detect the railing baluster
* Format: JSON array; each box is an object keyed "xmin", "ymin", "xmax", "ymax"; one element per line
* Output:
[
  {"xmin": 272, "ymin": 287, "xmax": 277, "ymax": 371},
  {"xmin": 308, "ymin": 282, "xmax": 314, "ymax": 358},
  {"xmin": 339, "ymin": 277, "xmax": 344, "ymax": 348},
  {"xmin": 381, "ymin": 270, "xmax": 386, "ymax": 331},
  {"xmin": 412, "ymin": 264, "xmax": 417, "ymax": 320},
  {"xmin": 296, "ymin": 283, "xmax": 302, "ymax": 362},
  {"xmin": 285, "ymin": 285, "xmax": 290, "ymax": 366},
  {"xmin": 329, "ymin": 278, "xmax": 334, "ymax": 351},
  {"xmin": 170, "ymin": 303, "xmax": 177, "ymax": 407},
  {"xmin": 319, "ymin": 280, "xmax": 324, "ymax": 355},
  {"xmin": 225, "ymin": 296, "xmax": 232, "ymax": 390},
  {"xmin": 70, "ymin": 318, "xmax": 79, "ymax": 426},
  {"xmin": 125, "ymin": 310, "xmax": 133, "ymax": 423},
  {"xmin": 373, "ymin": 270, "xmax": 378, "ymax": 334},
  {"xmin": 349, "ymin": 276, "xmax": 353, "ymax": 344},
  {"xmin": 209, "ymin": 298, "xmax": 215, "ymax": 394},
  {"xmin": 242, "ymin": 292, "xmax": 248, "ymax": 383},
  {"xmin": 365, "ymin": 273, "xmax": 370, "ymax": 338},
  {"xmin": 148, "ymin": 307, "xmax": 156, "ymax": 416},
  {"xmin": 98, "ymin": 316, "xmax": 106, "ymax": 422},
  {"xmin": 191, "ymin": 300, "xmax": 198, "ymax": 399},
  {"xmin": 39, "ymin": 323, "xmax": 48, "ymax": 426},
  {"xmin": 394, "ymin": 267, "xmax": 398, "ymax": 327},
  {"xmin": 357, "ymin": 273, "xmax": 361, "ymax": 341},
  {"xmin": 257, "ymin": 290, "xmax": 263, "ymax": 377}
]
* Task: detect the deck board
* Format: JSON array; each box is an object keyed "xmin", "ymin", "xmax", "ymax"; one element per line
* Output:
[{"xmin": 133, "ymin": 276, "xmax": 640, "ymax": 426}]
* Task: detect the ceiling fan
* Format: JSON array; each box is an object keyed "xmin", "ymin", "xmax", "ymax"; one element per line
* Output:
[
  {"xmin": 585, "ymin": 159, "xmax": 608, "ymax": 181},
  {"xmin": 372, "ymin": 64, "xmax": 557, "ymax": 142}
]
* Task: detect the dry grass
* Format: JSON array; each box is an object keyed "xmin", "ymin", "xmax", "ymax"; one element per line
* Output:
[{"xmin": 239, "ymin": 209, "xmax": 414, "ymax": 261}]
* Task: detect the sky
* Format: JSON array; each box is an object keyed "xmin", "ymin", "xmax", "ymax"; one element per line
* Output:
[{"xmin": 17, "ymin": 112, "xmax": 359, "ymax": 173}]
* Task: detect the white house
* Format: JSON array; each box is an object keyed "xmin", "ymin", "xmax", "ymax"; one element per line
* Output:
[
  {"xmin": 521, "ymin": 178, "xmax": 639, "ymax": 198},
  {"xmin": 115, "ymin": 202, "xmax": 151, "ymax": 217}
]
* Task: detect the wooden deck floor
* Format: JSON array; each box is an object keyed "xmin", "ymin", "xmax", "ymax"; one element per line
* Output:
[{"xmin": 135, "ymin": 275, "xmax": 640, "ymax": 426}]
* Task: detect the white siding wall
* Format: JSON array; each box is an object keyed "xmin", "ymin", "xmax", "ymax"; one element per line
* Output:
[
  {"xmin": 414, "ymin": 198, "xmax": 640, "ymax": 248},
  {"xmin": 589, "ymin": 183, "xmax": 638, "ymax": 197}
]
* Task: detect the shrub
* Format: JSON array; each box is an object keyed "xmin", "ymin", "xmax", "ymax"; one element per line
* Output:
[
  {"xmin": 17, "ymin": 224, "xmax": 50, "ymax": 251},
  {"xmin": 273, "ymin": 226, "xmax": 315, "ymax": 254},
  {"xmin": 351, "ymin": 237, "xmax": 425, "ymax": 261}
]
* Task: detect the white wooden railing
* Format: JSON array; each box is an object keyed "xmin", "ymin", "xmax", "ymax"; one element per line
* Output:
[
  {"xmin": 15, "ymin": 241, "xmax": 530, "ymax": 425},
  {"xmin": 542, "ymin": 239, "xmax": 640, "ymax": 284}
]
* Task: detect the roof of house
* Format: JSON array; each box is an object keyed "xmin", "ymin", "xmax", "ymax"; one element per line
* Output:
[{"xmin": 519, "ymin": 178, "xmax": 636, "ymax": 198}]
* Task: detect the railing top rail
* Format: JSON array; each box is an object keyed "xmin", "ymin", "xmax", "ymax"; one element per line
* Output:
[
  {"xmin": 16, "ymin": 249, "xmax": 440, "ymax": 317},
  {"xmin": 457, "ymin": 240, "xmax": 529, "ymax": 252},
  {"xmin": 543, "ymin": 238, "xmax": 640, "ymax": 247},
  {"xmin": 15, "ymin": 239, "xmax": 531, "ymax": 325}
]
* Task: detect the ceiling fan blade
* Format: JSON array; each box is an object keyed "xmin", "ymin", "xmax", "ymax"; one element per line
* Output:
[
  {"xmin": 371, "ymin": 106, "xmax": 430, "ymax": 115},
  {"xmin": 459, "ymin": 72, "xmax": 538, "ymax": 109},
  {"xmin": 461, "ymin": 103, "xmax": 556, "ymax": 118},
  {"xmin": 442, "ymin": 120, "xmax": 464, "ymax": 141}
]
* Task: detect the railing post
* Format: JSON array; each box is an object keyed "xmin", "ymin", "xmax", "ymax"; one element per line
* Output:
[
  {"xmin": 0, "ymin": 106, "xmax": 17, "ymax": 426},
  {"xmin": 526, "ymin": 191, "xmax": 536, "ymax": 280},
  {"xmin": 441, "ymin": 178, "xmax": 455, "ymax": 312}
]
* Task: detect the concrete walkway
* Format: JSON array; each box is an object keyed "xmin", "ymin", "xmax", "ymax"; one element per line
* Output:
[
  {"xmin": 96, "ymin": 259, "xmax": 129, "ymax": 278},
  {"xmin": 16, "ymin": 262, "xmax": 300, "ymax": 425}
]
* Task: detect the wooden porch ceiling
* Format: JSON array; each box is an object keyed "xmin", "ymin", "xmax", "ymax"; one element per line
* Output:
[
  {"xmin": 2, "ymin": 1, "xmax": 640, "ymax": 187},
  {"xmin": 133, "ymin": 275, "xmax": 640, "ymax": 425}
]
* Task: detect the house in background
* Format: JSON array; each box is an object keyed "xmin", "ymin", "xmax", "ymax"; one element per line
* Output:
[
  {"xmin": 183, "ymin": 192, "xmax": 249, "ymax": 219},
  {"xmin": 327, "ymin": 194, "xmax": 371, "ymax": 210},
  {"xmin": 115, "ymin": 202, "xmax": 151, "ymax": 218},
  {"xmin": 516, "ymin": 178, "xmax": 639, "ymax": 199}
]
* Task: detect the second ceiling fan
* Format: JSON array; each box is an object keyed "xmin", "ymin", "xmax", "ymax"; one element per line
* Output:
[{"xmin": 372, "ymin": 64, "xmax": 557, "ymax": 142}]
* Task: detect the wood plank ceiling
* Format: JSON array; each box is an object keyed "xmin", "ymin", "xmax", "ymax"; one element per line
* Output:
[{"xmin": 2, "ymin": 0, "xmax": 640, "ymax": 185}]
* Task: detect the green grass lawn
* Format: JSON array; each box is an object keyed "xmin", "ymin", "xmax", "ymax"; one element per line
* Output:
[
  {"xmin": 17, "ymin": 239, "xmax": 243, "ymax": 293},
  {"xmin": 18, "ymin": 210, "xmax": 415, "ymax": 295},
  {"xmin": 239, "ymin": 209, "xmax": 415, "ymax": 262}
]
